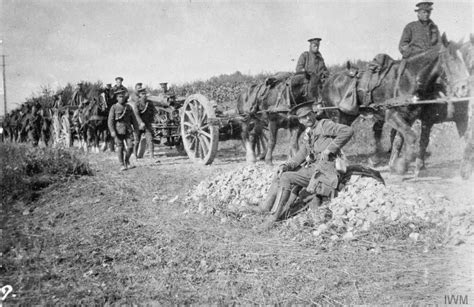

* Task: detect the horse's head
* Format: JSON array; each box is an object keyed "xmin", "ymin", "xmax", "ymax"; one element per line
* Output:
[
  {"xmin": 458, "ymin": 34, "xmax": 474, "ymax": 76},
  {"xmin": 438, "ymin": 33, "xmax": 470, "ymax": 97}
]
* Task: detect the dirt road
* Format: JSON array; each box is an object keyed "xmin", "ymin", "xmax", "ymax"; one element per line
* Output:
[{"xmin": 1, "ymin": 131, "xmax": 473, "ymax": 304}]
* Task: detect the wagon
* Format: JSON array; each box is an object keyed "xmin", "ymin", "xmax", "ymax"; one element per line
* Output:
[{"xmin": 139, "ymin": 92, "xmax": 268, "ymax": 165}]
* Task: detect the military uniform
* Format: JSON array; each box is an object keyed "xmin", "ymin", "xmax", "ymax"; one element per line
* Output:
[
  {"xmin": 110, "ymin": 77, "xmax": 129, "ymax": 104},
  {"xmin": 399, "ymin": 2, "xmax": 439, "ymax": 58},
  {"xmin": 272, "ymin": 119, "xmax": 353, "ymax": 190},
  {"xmin": 295, "ymin": 38, "xmax": 329, "ymax": 100},
  {"xmin": 259, "ymin": 104, "xmax": 353, "ymax": 228},
  {"xmin": 110, "ymin": 84, "xmax": 129, "ymax": 103},
  {"xmin": 131, "ymin": 89, "xmax": 157, "ymax": 158},
  {"xmin": 108, "ymin": 91, "xmax": 137, "ymax": 169},
  {"xmin": 399, "ymin": 20, "xmax": 439, "ymax": 58}
]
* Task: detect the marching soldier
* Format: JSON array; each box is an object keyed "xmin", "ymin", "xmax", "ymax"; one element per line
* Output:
[
  {"xmin": 108, "ymin": 89, "xmax": 138, "ymax": 171},
  {"xmin": 399, "ymin": 2, "xmax": 440, "ymax": 59},
  {"xmin": 256, "ymin": 102, "xmax": 353, "ymax": 229},
  {"xmin": 110, "ymin": 77, "xmax": 129, "ymax": 104},
  {"xmin": 295, "ymin": 38, "xmax": 329, "ymax": 101},
  {"xmin": 131, "ymin": 88, "xmax": 157, "ymax": 159}
]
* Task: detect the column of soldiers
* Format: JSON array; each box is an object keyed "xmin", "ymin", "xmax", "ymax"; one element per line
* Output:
[{"xmin": 106, "ymin": 77, "xmax": 172, "ymax": 171}]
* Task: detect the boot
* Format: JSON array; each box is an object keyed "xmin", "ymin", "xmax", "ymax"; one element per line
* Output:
[
  {"xmin": 118, "ymin": 149, "xmax": 127, "ymax": 171},
  {"xmin": 260, "ymin": 188, "xmax": 291, "ymax": 230},
  {"xmin": 248, "ymin": 182, "xmax": 278, "ymax": 214},
  {"xmin": 125, "ymin": 147, "xmax": 135, "ymax": 169}
]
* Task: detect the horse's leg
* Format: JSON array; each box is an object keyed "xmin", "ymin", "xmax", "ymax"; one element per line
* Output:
[
  {"xmin": 241, "ymin": 121, "xmax": 256, "ymax": 163},
  {"xmin": 94, "ymin": 128, "xmax": 101, "ymax": 153},
  {"xmin": 264, "ymin": 119, "xmax": 278, "ymax": 165},
  {"xmin": 385, "ymin": 109, "xmax": 417, "ymax": 174},
  {"xmin": 414, "ymin": 120, "xmax": 433, "ymax": 176},
  {"xmin": 388, "ymin": 132, "xmax": 404, "ymax": 170},
  {"xmin": 368, "ymin": 120, "xmax": 385, "ymax": 166}
]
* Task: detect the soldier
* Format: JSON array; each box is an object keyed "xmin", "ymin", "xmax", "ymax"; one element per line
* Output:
[
  {"xmin": 24, "ymin": 102, "xmax": 42, "ymax": 147},
  {"xmin": 256, "ymin": 102, "xmax": 353, "ymax": 229},
  {"xmin": 131, "ymin": 88, "xmax": 157, "ymax": 159},
  {"xmin": 399, "ymin": 2, "xmax": 440, "ymax": 59},
  {"xmin": 70, "ymin": 82, "xmax": 88, "ymax": 107},
  {"xmin": 108, "ymin": 89, "xmax": 138, "ymax": 171},
  {"xmin": 110, "ymin": 77, "xmax": 129, "ymax": 104},
  {"xmin": 295, "ymin": 38, "xmax": 329, "ymax": 101},
  {"xmin": 129, "ymin": 82, "xmax": 143, "ymax": 104}
]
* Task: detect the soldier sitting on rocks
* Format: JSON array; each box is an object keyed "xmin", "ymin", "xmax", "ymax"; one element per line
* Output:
[
  {"xmin": 108, "ymin": 89, "xmax": 138, "ymax": 171},
  {"xmin": 255, "ymin": 102, "xmax": 354, "ymax": 229}
]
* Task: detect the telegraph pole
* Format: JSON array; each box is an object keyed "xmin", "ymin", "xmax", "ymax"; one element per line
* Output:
[{"xmin": 2, "ymin": 54, "xmax": 6, "ymax": 114}]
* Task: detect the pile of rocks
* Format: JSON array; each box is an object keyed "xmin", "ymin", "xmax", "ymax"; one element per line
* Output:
[
  {"xmin": 290, "ymin": 176, "xmax": 454, "ymax": 240},
  {"xmin": 184, "ymin": 165, "xmax": 274, "ymax": 215},
  {"xmin": 184, "ymin": 165, "xmax": 472, "ymax": 242}
]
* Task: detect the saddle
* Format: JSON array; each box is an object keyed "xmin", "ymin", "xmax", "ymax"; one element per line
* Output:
[
  {"xmin": 246, "ymin": 72, "xmax": 294, "ymax": 114},
  {"xmin": 339, "ymin": 54, "xmax": 395, "ymax": 115}
]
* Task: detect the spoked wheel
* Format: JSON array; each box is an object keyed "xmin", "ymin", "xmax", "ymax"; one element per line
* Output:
[
  {"xmin": 180, "ymin": 94, "xmax": 219, "ymax": 165},
  {"xmin": 52, "ymin": 112, "xmax": 61, "ymax": 147},
  {"xmin": 60, "ymin": 115, "xmax": 72, "ymax": 147}
]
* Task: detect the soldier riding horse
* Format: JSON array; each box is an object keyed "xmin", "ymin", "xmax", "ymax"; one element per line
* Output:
[{"xmin": 320, "ymin": 33, "xmax": 470, "ymax": 175}]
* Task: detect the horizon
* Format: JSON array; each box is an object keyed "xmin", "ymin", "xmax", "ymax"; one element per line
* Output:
[{"xmin": 0, "ymin": 0, "xmax": 472, "ymax": 114}]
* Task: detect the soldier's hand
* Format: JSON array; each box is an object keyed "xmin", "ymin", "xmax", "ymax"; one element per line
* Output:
[
  {"xmin": 321, "ymin": 149, "xmax": 332, "ymax": 161},
  {"xmin": 139, "ymin": 122, "xmax": 145, "ymax": 130},
  {"xmin": 276, "ymin": 164, "xmax": 289, "ymax": 178},
  {"xmin": 111, "ymin": 132, "xmax": 117, "ymax": 139}
]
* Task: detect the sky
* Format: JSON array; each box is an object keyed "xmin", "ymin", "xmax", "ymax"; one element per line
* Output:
[{"xmin": 0, "ymin": 0, "xmax": 472, "ymax": 115}]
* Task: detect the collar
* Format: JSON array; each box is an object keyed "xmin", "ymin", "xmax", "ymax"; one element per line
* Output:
[{"xmin": 417, "ymin": 19, "xmax": 433, "ymax": 26}]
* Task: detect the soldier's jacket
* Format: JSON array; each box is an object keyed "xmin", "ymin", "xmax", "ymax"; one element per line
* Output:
[
  {"xmin": 108, "ymin": 103, "xmax": 137, "ymax": 135},
  {"xmin": 137, "ymin": 97, "xmax": 156, "ymax": 124},
  {"xmin": 295, "ymin": 51, "xmax": 329, "ymax": 80},
  {"xmin": 399, "ymin": 19, "xmax": 440, "ymax": 58},
  {"xmin": 284, "ymin": 119, "xmax": 354, "ymax": 170},
  {"xmin": 129, "ymin": 96, "xmax": 157, "ymax": 127}
]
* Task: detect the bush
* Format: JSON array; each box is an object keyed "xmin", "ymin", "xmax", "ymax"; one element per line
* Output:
[{"xmin": 0, "ymin": 143, "xmax": 92, "ymax": 201}]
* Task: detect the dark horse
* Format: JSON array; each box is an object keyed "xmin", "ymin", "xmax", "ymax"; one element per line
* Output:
[
  {"xmin": 82, "ymin": 89, "xmax": 111, "ymax": 152},
  {"xmin": 236, "ymin": 72, "xmax": 316, "ymax": 165},
  {"xmin": 320, "ymin": 34, "xmax": 469, "ymax": 174}
]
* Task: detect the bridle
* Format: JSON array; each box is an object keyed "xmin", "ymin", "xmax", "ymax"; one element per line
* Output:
[{"xmin": 438, "ymin": 44, "xmax": 470, "ymax": 97}]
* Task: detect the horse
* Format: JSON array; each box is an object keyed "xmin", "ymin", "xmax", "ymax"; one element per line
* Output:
[
  {"xmin": 390, "ymin": 35, "xmax": 473, "ymax": 178},
  {"xmin": 236, "ymin": 72, "xmax": 315, "ymax": 165},
  {"xmin": 320, "ymin": 33, "xmax": 469, "ymax": 175},
  {"xmin": 82, "ymin": 90, "xmax": 110, "ymax": 153}
]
